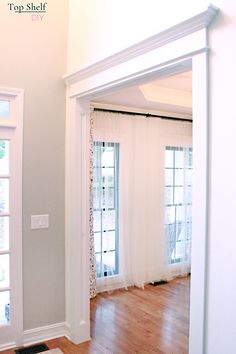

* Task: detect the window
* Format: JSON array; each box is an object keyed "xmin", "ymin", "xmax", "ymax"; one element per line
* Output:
[
  {"xmin": 93, "ymin": 142, "xmax": 119, "ymax": 278},
  {"xmin": 165, "ymin": 146, "xmax": 192, "ymax": 264}
]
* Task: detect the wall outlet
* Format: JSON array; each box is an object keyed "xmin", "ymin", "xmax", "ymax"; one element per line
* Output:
[{"xmin": 31, "ymin": 214, "xmax": 49, "ymax": 230}]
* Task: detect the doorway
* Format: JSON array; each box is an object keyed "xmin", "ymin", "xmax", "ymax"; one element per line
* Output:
[
  {"xmin": 90, "ymin": 69, "xmax": 193, "ymax": 293},
  {"xmin": 64, "ymin": 8, "xmax": 217, "ymax": 353},
  {"xmin": 88, "ymin": 69, "xmax": 192, "ymax": 353}
]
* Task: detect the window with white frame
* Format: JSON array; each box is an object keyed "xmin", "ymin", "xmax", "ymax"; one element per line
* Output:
[
  {"xmin": 0, "ymin": 89, "xmax": 23, "ymax": 346},
  {"xmin": 93, "ymin": 142, "xmax": 119, "ymax": 278},
  {"xmin": 165, "ymin": 146, "xmax": 192, "ymax": 265},
  {"xmin": 0, "ymin": 139, "xmax": 11, "ymax": 324}
]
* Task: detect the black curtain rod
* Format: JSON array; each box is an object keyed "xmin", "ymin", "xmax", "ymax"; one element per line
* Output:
[{"xmin": 94, "ymin": 107, "xmax": 192, "ymax": 123}]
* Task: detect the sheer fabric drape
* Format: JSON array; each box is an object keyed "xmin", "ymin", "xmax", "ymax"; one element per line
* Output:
[{"xmin": 92, "ymin": 110, "xmax": 192, "ymax": 292}]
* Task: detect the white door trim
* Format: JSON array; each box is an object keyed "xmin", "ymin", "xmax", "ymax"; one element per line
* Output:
[
  {"xmin": 63, "ymin": 5, "xmax": 217, "ymax": 87},
  {"xmin": 64, "ymin": 5, "xmax": 218, "ymax": 354},
  {"xmin": 0, "ymin": 87, "xmax": 23, "ymax": 348}
]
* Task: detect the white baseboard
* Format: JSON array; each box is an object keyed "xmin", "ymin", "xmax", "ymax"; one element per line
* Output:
[
  {"xmin": 0, "ymin": 342, "xmax": 16, "ymax": 351},
  {"xmin": 64, "ymin": 320, "xmax": 90, "ymax": 344},
  {"xmin": 64, "ymin": 322, "xmax": 71, "ymax": 341},
  {"xmin": 1, "ymin": 321, "xmax": 88, "ymax": 350},
  {"xmin": 23, "ymin": 322, "xmax": 66, "ymax": 347}
]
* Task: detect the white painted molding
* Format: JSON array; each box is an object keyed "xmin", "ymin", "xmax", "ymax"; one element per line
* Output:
[
  {"xmin": 0, "ymin": 87, "xmax": 24, "ymax": 348},
  {"xmin": 64, "ymin": 3, "xmax": 219, "ymax": 352},
  {"xmin": 64, "ymin": 322, "xmax": 71, "ymax": 340},
  {"xmin": 0, "ymin": 121, "xmax": 17, "ymax": 129},
  {"xmin": 1, "ymin": 322, "xmax": 67, "ymax": 351},
  {"xmin": 23, "ymin": 322, "xmax": 66, "ymax": 346},
  {"xmin": 63, "ymin": 4, "xmax": 218, "ymax": 86},
  {"xmin": 0, "ymin": 342, "xmax": 17, "ymax": 351},
  {"xmin": 0, "ymin": 87, "xmax": 24, "ymax": 97}
]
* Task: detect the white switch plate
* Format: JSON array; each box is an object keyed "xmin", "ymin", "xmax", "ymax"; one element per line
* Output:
[{"xmin": 31, "ymin": 214, "xmax": 49, "ymax": 229}]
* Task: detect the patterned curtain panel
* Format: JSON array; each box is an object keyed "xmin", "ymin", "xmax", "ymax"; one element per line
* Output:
[{"xmin": 89, "ymin": 109, "xmax": 97, "ymax": 298}]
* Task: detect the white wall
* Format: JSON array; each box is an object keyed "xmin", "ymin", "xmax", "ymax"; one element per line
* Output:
[
  {"xmin": 67, "ymin": 1, "xmax": 236, "ymax": 353},
  {"xmin": 207, "ymin": 1, "xmax": 236, "ymax": 353},
  {"xmin": 0, "ymin": 0, "xmax": 68, "ymax": 330},
  {"xmin": 67, "ymin": 0, "xmax": 209, "ymax": 72}
]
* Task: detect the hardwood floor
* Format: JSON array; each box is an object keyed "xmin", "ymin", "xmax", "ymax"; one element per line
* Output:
[{"xmin": 2, "ymin": 276, "xmax": 190, "ymax": 354}]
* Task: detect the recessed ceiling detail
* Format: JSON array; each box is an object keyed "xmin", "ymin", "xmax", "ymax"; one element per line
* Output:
[
  {"xmin": 93, "ymin": 70, "xmax": 192, "ymax": 118},
  {"xmin": 139, "ymin": 84, "xmax": 192, "ymax": 109}
]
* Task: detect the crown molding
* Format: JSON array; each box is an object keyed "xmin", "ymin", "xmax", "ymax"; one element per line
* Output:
[
  {"xmin": 63, "ymin": 4, "xmax": 219, "ymax": 86},
  {"xmin": 0, "ymin": 87, "xmax": 24, "ymax": 97}
]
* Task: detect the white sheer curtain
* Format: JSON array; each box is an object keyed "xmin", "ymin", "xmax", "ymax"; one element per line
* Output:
[
  {"xmin": 164, "ymin": 146, "xmax": 192, "ymax": 279},
  {"xmin": 92, "ymin": 109, "xmax": 192, "ymax": 291}
]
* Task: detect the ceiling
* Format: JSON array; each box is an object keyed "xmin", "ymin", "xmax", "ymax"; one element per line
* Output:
[{"xmin": 93, "ymin": 70, "xmax": 192, "ymax": 119}]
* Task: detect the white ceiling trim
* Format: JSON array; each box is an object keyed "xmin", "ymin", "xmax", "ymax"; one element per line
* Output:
[{"xmin": 63, "ymin": 4, "xmax": 219, "ymax": 86}]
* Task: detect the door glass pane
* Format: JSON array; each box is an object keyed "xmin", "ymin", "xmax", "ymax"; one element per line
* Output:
[
  {"xmin": 186, "ymin": 169, "xmax": 192, "ymax": 185},
  {"xmin": 0, "ymin": 101, "xmax": 10, "ymax": 118},
  {"xmin": 165, "ymin": 149, "xmax": 174, "ymax": 168},
  {"xmin": 176, "ymin": 222, "xmax": 185, "ymax": 241},
  {"xmin": 175, "ymin": 150, "xmax": 184, "ymax": 167},
  {"xmin": 186, "ymin": 205, "xmax": 192, "ymax": 222},
  {"xmin": 174, "ymin": 186, "xmax": 184, "ymax": 204},
  {"xmin": 165, "ymin": 146, "xmax": 192, "ymax": 265},
  {"xmin": 165, "ymin": 206, "xmax": 175, "ymax": 224},
  {"xmin": 165, "ymin": 168, "xmax": 173, "ymax": 185},
  {"xmin": 0, "ymin": 291, "xmax": 10, "ymax": 324},
  {"xmin": 102, "ymin": 188, "xmax": 115, "ymax": 209},
  {"xmin": 0, "ymin": 141, "xmax": 10, "ymax": 175},
  {"xmin": 176, "ymin": 205, "xmax": 185, "ymax": 222},
  {"xmin": 102, "ymin": 168, "xmax": 114, "ymax": 187},
  {"xmin": 96, "ymin": 254, "xmax": 102, "ymax": 277},
  {"xmin": 102, "ymin": 251, "xmax": 115, "ymax": 276},
  {"xmin": 0, "ymin": 217, "xmax": 9, "ymax": 251},
  {"xmin": 101, "ymin": 146, "xmax": 114, "ymax": 167},
  {"xmin": 93, "ymin": 210, "xmax": 101, "ymax": 232},
  {"xmin": 0, "ymin": 254, "xmax": 10, "ymax": 288},
  {"xmin": 186, "ymin": 222, "xmax": 192, "ymax": 240},
  {"xmin": 102, "ymin": 210, "xmax": 115, "ymax": 231},
  {"xmin": 175, "ymin": 169, "xmax": 184, "ymax": 186},
  {"xmin": 176, "ymin": 239, "xmax": 186, "ymax": 259},
  {"xmin": 187, "ymin": 186, "xmax": 192, "ymax": 203},
  {"xmin": 165, "ymin": 186, "xmax": 173, "ymax": 205},
  {"xmin": 94, "ymin": 232, "xmax": 101, "ymax": 253},
  {"xmin": 93, "ymin": 142, "xmax": 119, "ymax": 278},
  {"xmin": 186, "ymin": 149, "xmax": 193, "ymax": 167},
  {"xmin": 103, "ymin": 231, "xmax": 115, "ymax": 252},
  {"xmin": 93, "ymin": 187, "xmax": 100, "ymax": 209},
  {"xmin": 0, "ymin": 179, "xmax": 9, "ymax": 213}
]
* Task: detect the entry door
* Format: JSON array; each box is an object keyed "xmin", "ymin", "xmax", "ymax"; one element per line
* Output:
[{"xmin": 0, "ymin": 92, "xmax": 23, "ymax": 349}]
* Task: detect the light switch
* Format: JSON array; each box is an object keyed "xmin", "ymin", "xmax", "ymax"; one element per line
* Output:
[{"xmin": 31, "ymin": 214, "xmax": 49, "ymax": 230}]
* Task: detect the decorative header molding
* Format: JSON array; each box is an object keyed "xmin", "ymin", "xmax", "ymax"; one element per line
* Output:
[{"xmin": 63, "ymin": 4, "xmax": 219, "ymax": 86}]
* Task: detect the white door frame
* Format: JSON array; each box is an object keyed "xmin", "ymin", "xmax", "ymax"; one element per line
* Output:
[
  {"xmin": 0, "ymin": 87, "xmax": 23, "ymax": 350},
  {"xmin": 64, "ymin": 5, "xmax": 218, "ymax": 354}
]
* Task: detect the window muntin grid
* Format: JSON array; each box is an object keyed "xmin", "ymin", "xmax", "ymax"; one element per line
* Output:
[
  {"xmin": 165, "ymin": 146, "xmax": 192, "ymax": 264},
  {"xmin": 93, "ymin": 142, "xmax": 119, "ymax": 278}
]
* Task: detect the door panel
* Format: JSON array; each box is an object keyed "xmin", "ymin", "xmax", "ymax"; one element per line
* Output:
[{"xmin": 0, "ymin": 91, "xmax": 23, "ymax": 349}]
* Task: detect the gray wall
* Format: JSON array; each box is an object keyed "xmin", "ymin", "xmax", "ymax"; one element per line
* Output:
[{"xmin": 0, "ymin": 1, "xmax": 68, "ymax": 329}]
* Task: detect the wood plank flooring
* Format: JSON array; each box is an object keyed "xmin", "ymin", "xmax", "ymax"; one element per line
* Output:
[{"xmin": 2, "ymin": 276, "xmax": 190, "ymax": 354}]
